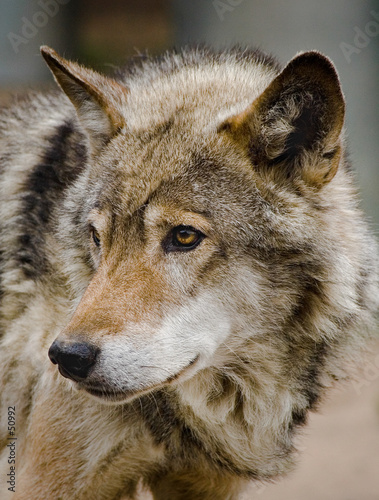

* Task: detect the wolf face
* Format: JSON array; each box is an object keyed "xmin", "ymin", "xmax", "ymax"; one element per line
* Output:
[
  {"xmin": 40, "ymin": 46, "xmax": 371, "ymax": 408},
  {"xmin": 47, "ymin": 123, "xmax": 266, "ymax": 402}
]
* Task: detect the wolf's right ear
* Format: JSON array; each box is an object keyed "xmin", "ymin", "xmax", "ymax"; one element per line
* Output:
[
  {"xmin": 41, "ymin": 46, "xmax": 128, "ymax": 152},
  {"xmin": 218, "ymin": 52, "xmax": 345, "ymax": 189}
]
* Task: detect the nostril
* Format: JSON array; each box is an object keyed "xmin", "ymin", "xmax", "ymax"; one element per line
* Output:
[{"xmin": 48, "ymin": 340, "xmax": 99, "ymax": 381}]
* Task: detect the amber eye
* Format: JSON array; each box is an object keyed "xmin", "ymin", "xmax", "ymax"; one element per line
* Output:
[
  {"xmin": 164, "ymin": 225, "xmax": 204, "ymax": 253},
  {"xmin": 90, "ymin": 227, "xmax": 101, "ymax": 248}
]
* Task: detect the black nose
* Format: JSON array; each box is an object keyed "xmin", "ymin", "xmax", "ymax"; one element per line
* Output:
[{"xmin": 48, "ymin": 340, "xmax": 99, "ymax": 381}]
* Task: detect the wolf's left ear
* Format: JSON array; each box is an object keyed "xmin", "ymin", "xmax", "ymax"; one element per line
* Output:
[
  {"xmin": 41, "ymin": 46, "xmax": 128, "ymax": 152},
  {"xmin": 219, "ymin": 52, "xmax": 345, "ymax": 188}
]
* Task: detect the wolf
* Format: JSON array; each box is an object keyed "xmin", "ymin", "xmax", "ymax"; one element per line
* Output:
[{"xmin": 0, "ymin": 44, "xmax": 378, "ymax": 500}]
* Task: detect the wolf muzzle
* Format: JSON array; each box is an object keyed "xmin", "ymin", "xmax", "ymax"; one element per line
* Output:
[{"xmin": 48, "ymin": 341, "xmax": 99, "ymax": 381}]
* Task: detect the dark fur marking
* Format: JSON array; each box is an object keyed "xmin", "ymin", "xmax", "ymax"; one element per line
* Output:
[
  {"xmin": 133, "ymin": 117, "xmax": 175, "ymax": 146},
  {"xmin": 270, "ymin": 105, "xmax": 322, "ymax": 167},
  {"xmin": 276, "ymin": 258, "xmax": 330, "ymax": 421},
  {"xmin": 291, "ymin": 275, "xmax": 325, "ymax": 325},
  {"xmin": 303, "ymin": 341, "xmax": 328, "ymax": 409},
  {"xmin": 283, "ymin": 106, "xmax": 318, "ymax": 157},
  {"xmin": 16, "ymin": 120, "xmax": 87, "ymax": 279},
  {"xmin": 323, "ymin": 148, "xmax": 338, "ymax": 161},
  {"xmin": 137, "ymin": 391, "xmax": 214, "ymax": 463},
  {"xmin": 137, "ymin": 390, "xmax": 205, "ymax": 457},
  {"xmin": 137, "ymin": 390, "xmax": 180, "ymax": 445},
  {"xmin": 290, "ymin": 408, "xmax": 307, "ymax": 430},
  {"xmin": 287, "ymin": 339, "xmax": 328, "ymax": 435}
]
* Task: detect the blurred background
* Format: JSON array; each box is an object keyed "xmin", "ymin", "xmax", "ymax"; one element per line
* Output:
[{"xmin": 1, "ymin": 1, "xmax": 378, "ymax": 498}]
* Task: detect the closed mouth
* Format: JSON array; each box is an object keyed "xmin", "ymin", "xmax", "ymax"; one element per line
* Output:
[
  {"xmin": 79, "ymin": 354, "xmax": 200, "ymax": 402},
  {"xmin": 83, "ymin": 385, "xmax": 132, "ymax": 402}
]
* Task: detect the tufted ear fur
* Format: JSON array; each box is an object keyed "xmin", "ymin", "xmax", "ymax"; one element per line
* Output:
[
  {"xmin": 41, "ymin": 46, "xmax": 128, "ymax": 153},
  {"xmin": 218, "ymin": 52, "xmax": 345, "ymax": 188}
]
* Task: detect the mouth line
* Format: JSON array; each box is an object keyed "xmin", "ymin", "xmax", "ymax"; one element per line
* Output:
[
  {"xmin": 161, "ymin": 354, "xmax": 200, "ymax": 383},
  {"xmin": 83, "ymin": 385, "xmax": 131, "ymax": 402},
  {"xmin": 79, "ymin": 354, "xmax": 200, "ymax": 402}
]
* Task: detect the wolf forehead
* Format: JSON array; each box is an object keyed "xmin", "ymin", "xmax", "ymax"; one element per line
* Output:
[
  {"xmin": 117, "ymin": 55, "xmax": 277, "ymax": 132},
  {"xmin": 86, "ymin": 53, "xmax": 278, "ymax": 212},
  {"xmin": 87, "ymin": 137, "xmax": 264, "ymax": 237}
]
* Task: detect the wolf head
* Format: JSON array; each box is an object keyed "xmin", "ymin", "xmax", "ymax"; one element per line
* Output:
[{"xmin": 41, "ymin": 46, "xmax": 374, "ymax": 408}]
